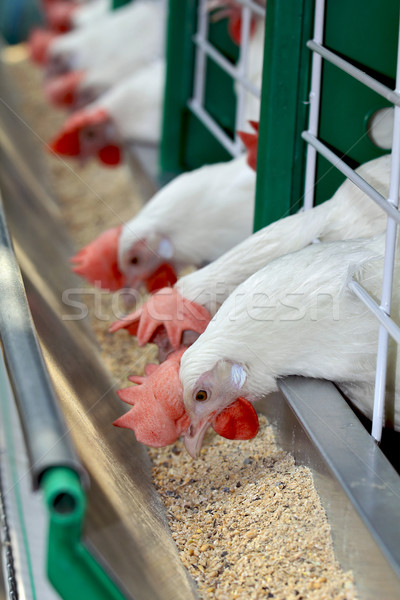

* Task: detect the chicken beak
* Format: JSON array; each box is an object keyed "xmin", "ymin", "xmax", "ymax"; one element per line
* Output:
[
  {"xmin": 120, "ymin": 289, "xmax": 138, "ymax": 309},
  {"xmin": 124, "ymin": 275, "xmax": 143, "ymax": 295},
  {"xmin": 183, "ymin": 418, "xmax": 212, "ymax": 459}
]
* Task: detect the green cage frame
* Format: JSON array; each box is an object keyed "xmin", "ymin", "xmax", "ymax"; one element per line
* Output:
[{"xmin": 161, "ymin": 0, "xmax": 396, "ymax": 231}]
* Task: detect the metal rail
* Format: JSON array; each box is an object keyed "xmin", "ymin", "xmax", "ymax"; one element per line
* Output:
[
  {"xmin": 307, "ymin": 40, "xmax": 400, "ymax": 107},
  {"xmin": 190, "ymin": 0, "xmax": 265, "ymax": 157},
  {"xmin": 302, "ymin": 131, "xmax": 400, "ymax": 224},
  {"xmin": 0, "ymin": 191, "xmax": 83, "ymax": 489},
  {"xmin": 267, "ymin": 377, "xmax": 400, "ymax": 600},
  {"xmin": 0, "ymin": 465, "xmax": 18, "ymax": 599}
]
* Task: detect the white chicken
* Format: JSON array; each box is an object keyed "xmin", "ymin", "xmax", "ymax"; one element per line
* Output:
[
  {"xmin": 110, "ymin": 154, "xmax": 394, "ymax": 360},
  {"xmin": 45, "ymin": 42, "xmax": 160, "ymax": 109},
  {"xmin": 70, "ymin": 0, "xmax": 110, "ymax": 29},
  {"xmin": 176, "ymin": 154, "xmax": 392, "ymax": 315},
  {"xmin": 44, "ymin": 0, "xmax": 166, "ymax": 108},
  {"xmin": 45, "ymin": 0, "xmax": 165, "ymax": 77},
  {"xmin": 71, "ymin": 150, "xmax": 256, "ymax": 291},
  {"xmin": 117, "ymin": 153, "xmax": 256, "ymax": 286},
  {"xmin": 181, "ymin": 233, "xmax": 400, "ymax": 457},
  {"xmin": 49, "ymin": 58, "xmax": 165, "ymax": 164}
]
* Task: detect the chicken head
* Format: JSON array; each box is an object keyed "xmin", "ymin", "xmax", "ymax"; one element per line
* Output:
[
  {"xmin": 44, "ymin": 70, "xmax": 86, "ymax": 107},
  {"xmin": 114, "ymin": 348, "xmax": 259, "ymax": 450},
  {"xmin": 71, "ymin": 231, "xmax": 177, "ymax": 295},
  {"xmin": 49, "ymin": 106, "xmax": 122, "ymax": 165},
  {"xmin": 182, "ymin": 358, "xmax": 258, "ymax": 457},
  {"xmin": 28, "ymin": 29, "xmax": 58, "ymax": 65},
  {"xmin": 119, "ymin": 236, "xmax": 171, "ymax": 289},
  {"xmin": 70, "ymin": 225, "xmax": 127, "ymax": 291}
]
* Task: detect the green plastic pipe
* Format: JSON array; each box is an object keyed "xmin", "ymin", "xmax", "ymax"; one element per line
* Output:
[{"xmin": 42, "ymin": 467, "xmax": 126, "ymax": 600}]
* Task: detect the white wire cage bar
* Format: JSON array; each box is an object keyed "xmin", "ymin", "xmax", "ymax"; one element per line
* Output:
[
  {"xmin": 303, "ymin": 0, "xmax": 325, "ymax": 210},
  {"xmin": 307, "ymin": 40, "xmax": 400, "ymax": 107},
  {"xmin": 303, "ymin": 0, "xmax": 400, "ymax": 442},
  {"xmin": 189, "ymin": 0, "xmax": 266, "ymax": 158},
  {"xmin": 302, "ymin": 131, "xmax": 400, "ymax": 225}
]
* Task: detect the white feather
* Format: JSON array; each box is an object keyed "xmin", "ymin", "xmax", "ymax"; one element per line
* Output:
[
  {"xmin": 71, "ymin": 0, "xmax": 109, "ymax": 29},
  {"xmin": 49, "ymin": 0, "xmax": 165, "ymax": 73},
  {"xmin": 180, "ymin": 234, "xmax": 400, "ymax": 428},
  {"xmin": 92, "ymin": 58, "xmax": 165, "ymax": 143},
  {"xmin": 239, "ymin": 16, "xmax": 265, "ymax": 125},
  {"xmin": 177, "ymin": 154, "xmax": 393, "ymax": 313},
  {"xmin": 118, "ymin": 153, "xmax": 256, "ymax": 268}
]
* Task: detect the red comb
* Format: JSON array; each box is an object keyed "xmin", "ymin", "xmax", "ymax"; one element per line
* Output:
[
  {"xmin": 70, "ymin": 225, "xmax": 126, "ymax": 290},
  {"xmin": 28, "ymin": 28, "xmax": 57, "ymax": 65},
  {"xmin": 109, "ymin": 287, "xmax": 211, "ymax": 350},
  {"xmin": 228, "ymin": 11, "xmax": 257, "ymax": 45},
  {"xmin": 114, "ymin": 349, "xmax": 259, "ymax": 448},
  {"xmin": 45, "ymin": 1, "xmax": 76, "ymax": 32},
  {"xmin": 48, "ymin": 107, "xmax": 109, "ymax": 156},
  {"xmin": 238, "ymin": 120, "xmax": 259, "ymax": 171},
  {"xmin": 145, "ymin": 263, "xmax": 178, "ymax": 293},
  {"xmin": 44, "ymin": 71, "xmax": 85, "ymax": 107},
  {"xmin": 114, "ymin": 349, "xmax": 188, "ymax": 447},
  {"xmin": 210, "ymin": 2, "xmax": 257, "ymax": 46}
]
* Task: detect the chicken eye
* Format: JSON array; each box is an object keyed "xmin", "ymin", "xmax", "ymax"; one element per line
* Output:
[
  {"xmin": 195, "ymin": 390, "xmax": 208, "ymax": 402},
  {"xmin": 82, "ymin": 127, "xmax": 97, "ymax": 140},
  {"xmin": 130, "ymin": 256, "xmax": 139, "ymax": 265}
]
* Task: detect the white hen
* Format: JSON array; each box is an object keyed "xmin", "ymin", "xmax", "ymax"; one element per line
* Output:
[
  {"xmin": 176, "ymin": 154, "xmax": 393, "ymax": 315},
  {"xmin": 118, "ymin": 153, "xmax": 256, "ymax": 287},
  {"xmin": 71, "ymin": 0, "xmax": 110, "ymax": 29},
  {"xmin": 181, "ymin": 233, "xmax": 400, "ymax": 457},
  {"xmin": 49, "ymin": 58, "xmax": 166, "ymax": 164},
  {"xmin": 94, "ymin": 59, "xmax": 165, "ymax": 144},
  {"xmin": 46, "ymin": 0, "xmax": 165, "ymax": 76}
]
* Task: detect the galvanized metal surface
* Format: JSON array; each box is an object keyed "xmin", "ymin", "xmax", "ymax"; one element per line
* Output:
[
  {"xmin": 0, "ymin": 353, "xmax": 62, "ymax": 600},
  {"xmin": 0, "ymin": 466, "xmax": 19, "ymax": 600},
  {"xmin": 0, "ymin": 191, "xmax": 84, "ymax": 489}
]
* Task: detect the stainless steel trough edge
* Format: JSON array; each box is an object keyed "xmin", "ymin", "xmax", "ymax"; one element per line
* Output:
[{"xmin": 256, "ymin": 378, "xmax": 400, "ymax": 600}]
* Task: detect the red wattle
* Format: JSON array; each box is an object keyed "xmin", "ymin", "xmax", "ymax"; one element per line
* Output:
[
  {"xmin": 213, "ymin": 397, "xmax": 259, "ymax": 440},
  {"xmin": 98, "ymin": 145, "xmax": 122, "ymax": 166},
  {"xmin": 145, "ymin": 263, "xmax": 178, "ymax": 293}
]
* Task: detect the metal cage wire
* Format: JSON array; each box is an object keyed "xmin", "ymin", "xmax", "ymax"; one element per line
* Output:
[
  {"xmin": 303, "ymin": 0, "xmax": 400, "ymax": 442},
  {"xmin": 189, "ymin": 0, "xmax": 266, "ymax": 157},
  {"xmin": 189, "ymin": 0, "xmax": 400, "ymax": 443}
]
